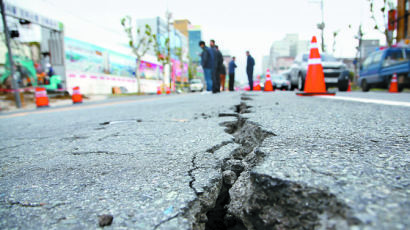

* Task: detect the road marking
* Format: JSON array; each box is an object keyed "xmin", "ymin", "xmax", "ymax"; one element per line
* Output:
[
  {"xmin": 0, "ymin": 95, "xmax": 186, "ymax": 119},
  {"xmin": 319, "ymin": 96, "xmax": 410, "ymax": 107}
]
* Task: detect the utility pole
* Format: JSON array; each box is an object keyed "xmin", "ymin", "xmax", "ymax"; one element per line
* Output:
[
  {"xmin": 355, "ymin": 25, "xmax": 363, "ymax": 84},
  {"xmin": 0, "ymin": 0, "xmax": 22, "ymax": 108},
  {"xmin": 165, "ymin": 9, "xmax": 172, "ymax": 89},
  {"xmin": 318, "ymin": 0, "xmax": 325, "ymax": 53},
  {"xmin": 310, "ymin": 0, "xmax": 326, "ymax": 53}
]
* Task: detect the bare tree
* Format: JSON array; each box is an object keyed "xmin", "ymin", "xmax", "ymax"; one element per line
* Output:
[
  {"xmin": 367, "ymin": 0, "xmax": 395, "ymax": 46},
  {"xmin": 152, "ymin": 34, "xmax": 171, "ymax": 87},
  {"xmin": 121, "ymin": 16, "xmax": 154, "ymax": 94},
  {"xmin": 332, "ymin": 30, "xmax": 340, "ymax": 54}
]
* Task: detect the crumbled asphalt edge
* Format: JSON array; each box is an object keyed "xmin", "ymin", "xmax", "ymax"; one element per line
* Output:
[
  {"xmin": 177, "ymin": 95, "xmax": 275, "ymax": 230},
  {"xmin": 225, "ymin": 105, "xmax": 361, "ymax": 229},
  {"xmin": 180, "ymin": 94, "xmax": 361, "ymax": 230}
]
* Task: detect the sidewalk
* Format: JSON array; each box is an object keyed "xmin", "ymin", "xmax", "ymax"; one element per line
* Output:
[{"xmin": 0, "ymin": 93, "xmax": 108, "ymax": 113}]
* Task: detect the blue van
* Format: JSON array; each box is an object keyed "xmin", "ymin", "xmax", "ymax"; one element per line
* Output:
[{"xmin": 359, "ymin": 47, "xmax": 410, "ymax": 92}]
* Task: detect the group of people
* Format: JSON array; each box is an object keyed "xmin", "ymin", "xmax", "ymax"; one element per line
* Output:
[{"xmin": 198, "ymin": 40, "xmax": 255, "ymax": 93}]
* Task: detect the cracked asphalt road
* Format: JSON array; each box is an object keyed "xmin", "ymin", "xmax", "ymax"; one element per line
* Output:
[
  {"xmin": 0, "ymin": 94, "xmax": 238, "ymax": 229},
  {"xmin": 0, "ymin": 91, "xmax": 409, "ymax": 229}
]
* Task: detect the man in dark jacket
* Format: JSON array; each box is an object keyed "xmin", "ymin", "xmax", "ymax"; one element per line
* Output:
[
  {"xmin": 215, "ymin": 45, "xmax": 225, "ymax": 91},
  {"xmin": 199, "ymin": 41, "xmax": 213, "ymax": 91},
  {"xmin": 228, "ymin": 56, "xmax": 237, "ymax": 91},
  {"xmin": 246, "ymin": 51, "xmax": 255, "ymax": 91},
  {"xmin": 210, "ymin": 40, "xmax": 221, "ymax": 93}
]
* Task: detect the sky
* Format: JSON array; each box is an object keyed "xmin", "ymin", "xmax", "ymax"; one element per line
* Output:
[{"xmin": 11, "ymin": 0, "xmax": 391, "ymax": 83}]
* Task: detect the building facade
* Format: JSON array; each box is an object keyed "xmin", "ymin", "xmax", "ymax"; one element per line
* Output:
[
  {"xmin": 268, "ymin": 34, "xmax": 309, "ymax": 73},
  {"xmin": 173, "ymin": 19, "xmax": 190, "ymax": 38},
  {"xmin": 361, "ymin": 40, "xmax": 380, "ymax": 58},
  {"xmin": 188, "ymin": 25, "xmax": 202, "ymax": 64},
  {"xmin": 136, "ymin": 17, "xmax": 189, "ymax": 86},
  {"xmin": 136, "ymin": 17, "xmax": 188, "ymax": 62}
]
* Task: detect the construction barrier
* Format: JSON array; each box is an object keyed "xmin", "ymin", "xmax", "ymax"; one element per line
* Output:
[
  {"xmin": 72, "ymin": 86, "xmax": 83, "ymax": 104},
  {"xmin": 35, "ymin": 87, "xmax": 49, "ymax": 108}
]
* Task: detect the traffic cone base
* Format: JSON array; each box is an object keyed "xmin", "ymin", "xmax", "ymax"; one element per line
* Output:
[
  {"xmin": 296, "ymin": 92, "xmax": 336, "ymax": 96},
  {"xmin": 264, "ymin": 81, "xmax": 273, "ymax": 92},
  {"xmin": 36, "ymin": 104, "xmax": 49, "ymax": 108}
]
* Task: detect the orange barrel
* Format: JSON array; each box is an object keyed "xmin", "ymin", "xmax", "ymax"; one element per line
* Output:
[
  {"xmin": 35, "ymin": 87, "xmax": 49, "ymax": 108},
  {"xmin": 72, "ymin": 86, "xmax": 83, "ymax": 104}
]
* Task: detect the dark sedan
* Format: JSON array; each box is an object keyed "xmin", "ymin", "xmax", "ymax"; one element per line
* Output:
[{"xmin": 289, "ymin": 53, "xmax": 350, "ymax": 91}]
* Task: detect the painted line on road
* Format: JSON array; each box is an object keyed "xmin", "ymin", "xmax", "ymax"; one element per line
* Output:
[
  {"xmin": 0, "ymin": 95, "xmax": 188, "ymax": 119},
  {"xmin": 319, "ymin": 96, "xmax": 410, "ymax": 107}
]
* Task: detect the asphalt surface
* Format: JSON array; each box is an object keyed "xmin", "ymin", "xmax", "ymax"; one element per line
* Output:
[{"xmin": 0, "ymin": 91, "xmax": 409, "ymax": 229}]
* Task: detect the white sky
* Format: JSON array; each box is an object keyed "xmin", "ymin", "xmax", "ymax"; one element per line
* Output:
[{"xmin": 11, "ymin": 0, "xmax": 391, "ymax": 83}]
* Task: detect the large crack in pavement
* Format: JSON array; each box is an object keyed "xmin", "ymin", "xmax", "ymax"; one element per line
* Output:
[
  {"xmin": 183, "ymin": 94, "xmax": 359, "ymax": 230},
  {"xmin": 182, "ymin": 95, "xmax": 275, "ymax": 230}
]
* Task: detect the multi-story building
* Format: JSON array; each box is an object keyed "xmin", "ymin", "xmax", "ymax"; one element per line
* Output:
[
  {"xmin": 188, "ymin": 25, "xmax": 202, "ymax": 64},
  {"xmin": 136, "ymin": 17, "xmax": 189, "ymax": 87},
  {"xmin": 136, "ymin": 17, "xmax": 188, "ymax": 62},
  {"xmin": 268, "ymin": 34, "xmax": 309, "ymax": 73},
  {"xmin": 361, "ymin": 39, "xmax": 380, "ymax": 58},
  {"xmin": 275, "ymin": 57, "xmax": 295, "ymax": 72},
  {"xmin": 173, "ymin": 19, "xmax": 190, "ymax": 38},
  {"xmin": 262, "ymin": 56, "xmax": 270, "ymax": 73}
]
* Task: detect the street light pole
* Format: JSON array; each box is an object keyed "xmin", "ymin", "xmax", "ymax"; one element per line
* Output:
[
  {"xmin": 320, "ymin": 0, "xmax": 325, "ymax": 53},
  {"xmin": 165, "ymin": 10, "xmax": 172, "ymax": 88},
  {"xmin": 0, "ymin": 0, "xmax": 22, "ymax": 108},
  {"xmin": 309, "ymin": 0, "xmax": 326, "ymax": 53}
]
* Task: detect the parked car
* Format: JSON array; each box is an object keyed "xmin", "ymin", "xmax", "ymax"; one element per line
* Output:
[
  {"xmin": 358, "ymin": 47, "xmax": 410, "ymax": 92},
  {"xmin": 189, "ymin": 79, "xmax": 204, "ymax": 92},
  {"xmin": 289, "ymin": 53, "xmax": 350, "ymax": 91},
  {"xmin": 271, "ymin": 74, "xmax": 291, "ymax": 90}
]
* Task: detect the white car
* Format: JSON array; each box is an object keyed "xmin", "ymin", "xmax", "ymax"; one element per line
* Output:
[{"xmin": 189, "ymin": 79, "xmax": 204, "ymax": 92}]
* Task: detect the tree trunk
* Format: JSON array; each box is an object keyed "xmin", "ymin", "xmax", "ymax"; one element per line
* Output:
[
  {"xmin": 136, "ymin": 59, "xmax": 141, "ymax": 94},
  {"xmin": 385, "ymin": 29, "xmax": 393, "ymax": 47}
]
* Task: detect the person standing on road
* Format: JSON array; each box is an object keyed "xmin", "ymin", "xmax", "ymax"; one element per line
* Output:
[
  {"xmin": 220, "ymin": 63, "xmax": 227, "ymax": 91},
  {"xmin": 210, "ymin": 40, "xmax": 221, "ymax": 93},
  {"xmin": 215, "ymin": 45, "xmax": 225, "ymax": 91},
  {"xmin": 246, "ymin": 51, "xmax": 255, "ymax": 91},
  {"xmin": 228, "ymin": 56, "xmax": 237, "ymax": 91},
  {"xmin": 199, "ymin": 41, "xmax": 213, "ymax": 92}
]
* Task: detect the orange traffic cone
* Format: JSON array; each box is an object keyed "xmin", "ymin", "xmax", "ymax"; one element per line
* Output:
[
  {"xmin": 72, "ymin": 86, "xmax": 83, "ymax": 104},
  {"xmin": 35, "ymin": 87, "xmax": 49, "ymax": 108},
  {"xmin": 296, "ymin": 36, "xmax": 335, "ymax": 96},
  {"xmin": 389, "ymin": 73, "xmax": 399, "ymax": 93},
  {"xmin": 157, "ymin": 86, "xmax": 162, "ymax": 95},
  {"xmin": 253, "ymin": 75, "xmax": 261, "ymax": 91},
  {"xmin": 347, "ymin": 81, "xmax": 352, "ymax": 92},
  {"xmin": 253, "ymin": 83, "xmax": 261, "ymax": 91},
  {"xmin": 166, "ymin": 87, "xmax": 171, "ymax": 94},
  {"xmin": 264, "ymin": 69, "xmax": 274, "ymax": 92}
]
